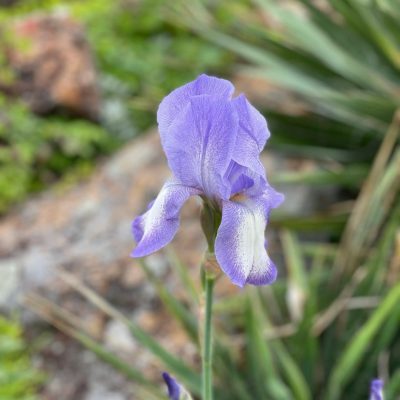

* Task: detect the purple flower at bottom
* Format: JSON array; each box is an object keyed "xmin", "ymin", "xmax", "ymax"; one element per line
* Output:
[
  {"xmin": 131, "ymin": 74, "xmax": 284, "ymax": 287},
  {"xmin": 162, "ymin": 372, "xmax": 180, "ymax": 400},
  {"xmin": 162, "ymin": 372, "xmax": 193, "ymax": 400},
  {"xmin": 370, "ymin": 379, "xmax": 384, "ymax": 400}
]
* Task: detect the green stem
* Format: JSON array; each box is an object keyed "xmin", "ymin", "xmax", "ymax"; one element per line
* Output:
[{"xmin": 202, "ymin": 273, "xmax": 215, "ymax": 400}]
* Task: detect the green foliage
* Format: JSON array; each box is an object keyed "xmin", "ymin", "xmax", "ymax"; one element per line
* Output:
[
  {"xmin": 7, "ymin": 1, "xmax": 399, "ymax": 399},
  {"xmin": 71, "ymin": 0, "xmax": 232, "ymax": 133},
  {"xmin": 0, "ymin": 316, "xmax": 43, "ymax": 400},
  {"xmin": 170, "ymin": 0, "xmax": 400, "ymax": 163},
  {"xmin": 0, "ymin": 95, "xmax": 116, "ymax": 213},
  {"xmin": 0, "ymin": 0, "xmax": 232, "ymax": 213}
]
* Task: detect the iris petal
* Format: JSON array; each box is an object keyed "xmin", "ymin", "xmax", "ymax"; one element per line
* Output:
[
  {"xmin": 157, "ymin": 74, "xmax": 234, "ymax": 145},
  {"xmin": 164, "ymin": 95, "xmax": 238, "ymax": 199},
  {"xmin": 215, "ymin": 191, "xmax": 282, "ymax": 287},
  {"xmin": 232, "ymin": 94, "xmax": 270, "ymax": 177},
  {"xmin": 225, "ymin": 161, "xmax": 269, "ymax": 197},
  {"xmin": 131, "ymin": 180, "xmax": 200, "ymax": 257}
]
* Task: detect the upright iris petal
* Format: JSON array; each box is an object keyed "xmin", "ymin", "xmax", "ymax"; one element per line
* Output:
[
  {"xmin": 232, "ymin": 94, "xmax": 269, "ymax": 178},
  {"xmin": 157, "ymin": 74, "xmax": 234, "ymax": 144},
  {"xmin": 131, "ymin": 74, "xmax": 284, "ymax": 287},
  {"xmin": 164, "ymin": 95, "xmax": 238, "ymax": 199}
]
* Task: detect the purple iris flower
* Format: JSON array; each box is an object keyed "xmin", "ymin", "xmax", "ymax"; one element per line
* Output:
[
  {"xmin": 370, "ymin": 379, "xmax": 384, "ymax": 400},
  {"xmin": 131, "ymin": 74, "xmax": 284, "ymax": 287},
  {"xmin": 162, "ymin": 372, "xmax": 180, "ymax": 400},
  {"xmin": 162, "ymin": 372, "xmax": 193, "ymax": 400}
]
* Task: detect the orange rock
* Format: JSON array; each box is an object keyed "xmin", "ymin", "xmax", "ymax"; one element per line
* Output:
[{"xmin": 3, "ymin": 11, "xmax": 100, "ymax": 119}]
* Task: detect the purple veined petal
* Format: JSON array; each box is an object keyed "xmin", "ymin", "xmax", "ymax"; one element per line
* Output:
[
  {"xmin": 257, "ymin": 183, "xmax": 285, "ymax": 210},
  {"xmin": 164, "ymin": 95, "xmax": 238, "ymax": 200},
  {"xmin": 162, "ymin": 372, "xmax": 180, "ymax": 400},
  {"xmin": 225, "ymin": 160, "xmax": 271, "ymax": 198},
  {"xmin": 215, "ymin": 195, "xmax": 278, "ymax": 287},
  {"xmin": 231, "ymin": 94, "xmax": 270, "ymax": 177},
  {"xmin": 131, "ymin": 179, "xmax": 201, "ymax": 257},
  {"xmin": 225, "ymin": 160, "xmax": 285, "ymax": 205},
  {"xmin": 157, "ymin": 74, "xmax": 234, "ymax": 144},
  {"xmin": 370, "ymin": 379, "xmax": 384, "ymax": 400},
  {"xmin": 225, "ymin": 160, "xmax": 256, "ymax": 197}
]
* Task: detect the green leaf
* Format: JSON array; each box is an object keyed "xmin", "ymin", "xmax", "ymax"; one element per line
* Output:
[
  {"xmin": 245, "ymin": 290, "xmax": 292, "ymax": 399},
  {"xmin": 327, "ymin": 280, "xmax": 400, "ymax": 400},
  {"xmin": 140, "ymin": 259, "xmax": 198, "ymax": 342},
  {"xmin": 253, "ymin": 0, "xmax": 398, "ymax": 95}
]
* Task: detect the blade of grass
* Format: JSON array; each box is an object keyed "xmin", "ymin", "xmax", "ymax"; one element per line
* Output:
[
  {"xmin": 313, "ymin": 268, "xmax": 368, "ymax": 336},
  {"xmin": 253, "ymin": 0, "xmax": 398, "ymax": 95},
  {"xmin": 139, "ymin": 259, "xmax": 198, "ymax": 342},
  {"xmin": 23, "ymin": 293, "xmax": 164, "ymax": 399},
  {"xmin": 271, "ymin": 212, "xmax": 348, "ymax": 233},
  {"xmin": 273, "ymin": 340, "xmax": 312, "ymax": 400},
  {"xmin": 336, "ymin": 109, "xmax": 400, "ymax": 276},
  {"xmin": 281, "ymin": 230, "xmax": 308, "ymax": 323},
  {"xmin": 386, "ymin": 369, "xmax": 400, "ymax": 400},
  {"xmin": 270, "ymin": 165, "xmax": 368, "ymax": 187},
  {"xmin": 281, "ymin": 230, "xmax": 319, "ymax": 385},
  {"xmin": 57, "ymin": 269, "xmax": 201, "ymax": 395},
  {"xmin": 327, "ymin": 280, "xmax": 400, "ymax": 400},
  {"xmin": 255, "ymin": 290, "xmax": 312, "ymax": 400},
  {"xmin": 166, "ymin": 247, "xmax": 199, "ymax": 305},
  {"xmin": 245, "ymin": 290, "xmax": 293, "ymax": 399}
]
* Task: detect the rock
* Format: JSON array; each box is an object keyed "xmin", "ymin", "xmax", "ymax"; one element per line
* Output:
[
  {"xmin": 36, "ymin": 336, "xmax": 133, "ymax": 400},
  {"xmin": 103, "ymin": 319, "xmax": 137, "ymax": 355},
  {"xmin": 1, "ymin": 11, "xmax": 100, "ymax": 119},
  {"xmin": 0, "ymin": 258, "xmax": 20, "ymax": 310},
  {"xmin": 85, "ymin": 385, "xmax": 126, "ymax": 400}
]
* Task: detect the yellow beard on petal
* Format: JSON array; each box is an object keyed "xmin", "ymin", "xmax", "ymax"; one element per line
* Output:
[{"xmin": 230, "ymin": 192, "xmax": 248, "ymax": 202}]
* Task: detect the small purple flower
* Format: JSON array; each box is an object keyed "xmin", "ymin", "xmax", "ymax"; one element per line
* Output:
[
  {"xmin": 162, "ymin": 372, "xmax": 180, "ymax": 400},
  {"xmin": 162, "ymin": 372, "xmax": 193, "ymax": 400},
  {"xmin": 370, "ymin": 379, "xmax": 384, "ymax": 400},
  {"xmin": 131, "ymin": 74, "xmax": 284, "ymax": 287}
]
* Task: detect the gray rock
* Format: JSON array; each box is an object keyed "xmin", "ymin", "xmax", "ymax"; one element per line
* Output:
[
  {"xmin": 0, "ymin": 258, "xmax": 20, "ymax": 310},
  {"xmin": 103, "ymin": 319, "xmax": 137, "ymax": 355}
]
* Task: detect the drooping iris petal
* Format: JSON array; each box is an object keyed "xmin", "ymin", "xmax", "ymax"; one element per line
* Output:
[
  {"xmin": 215, "ymin": 194, "xmax": 280, "ymax": 287},
  {"xmin": 231, "ymin": 94, "xmax": 270, "ymax": 177},
  {"xmin": 131, "ymin": 180, "xmax": 200, "ymax": 257},
  {"xmin": 157, "ymin": 74, "xmax": 234, "ymax": 144},
  {"xmin": 370, "ymin": 379, "xmax": 384, "ymax": 400},
  {"xmin": 164, "ymin": 95, "xmax": 238, "ymax": 199}
]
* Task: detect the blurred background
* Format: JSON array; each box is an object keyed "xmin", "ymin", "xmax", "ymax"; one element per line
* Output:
[{"xmin": 0, "ymin": 0, "xmax": 399, "ymax": 399}]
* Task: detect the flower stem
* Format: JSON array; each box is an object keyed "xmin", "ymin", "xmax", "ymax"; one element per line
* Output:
[{"xmin": 202, "ymin": 272, "xmax": 215, "ymax": 400}]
